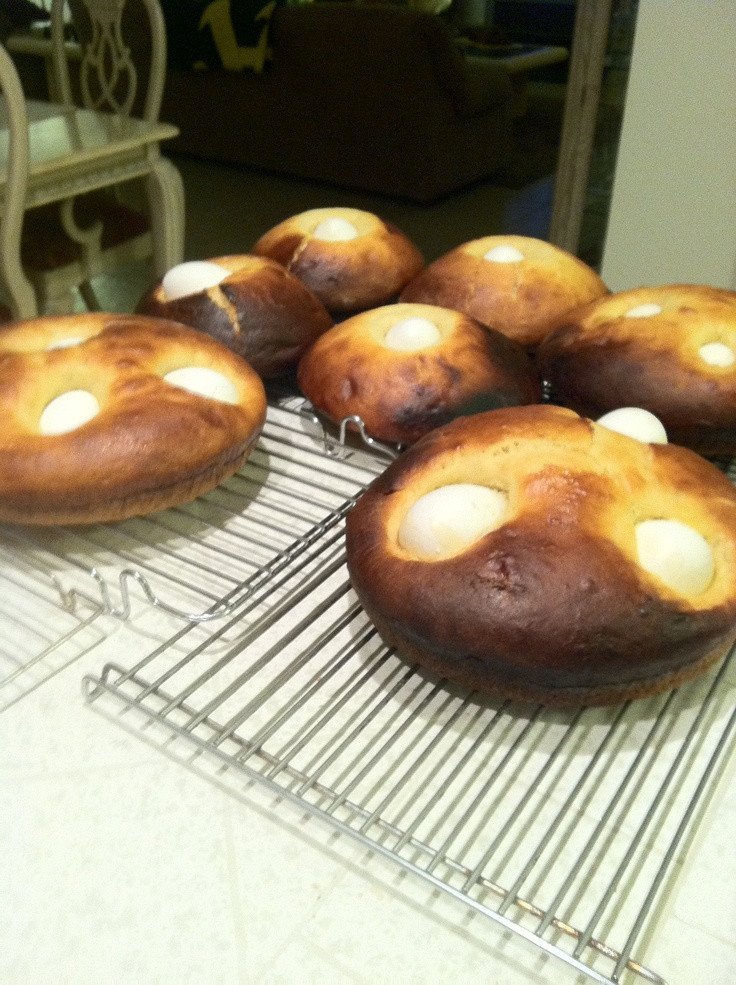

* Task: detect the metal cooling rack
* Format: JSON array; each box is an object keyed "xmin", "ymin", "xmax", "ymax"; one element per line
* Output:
[
  {"xmin": 0, "ymin": 540, "xmax": 109, "ymax": 711},
  {"xmin": 0, "ymin": 402, "xmax": 388, "ymax": 709},
  {"xmin": 81, "ymin": 407, "xmax": 736, "ymax": 985}
]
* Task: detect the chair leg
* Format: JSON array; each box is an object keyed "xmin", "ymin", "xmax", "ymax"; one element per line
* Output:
[
  {"xmin": 0, "ymin": 218, "xmax": 37, "ymax": 320},
  {"xmin": 78, "ymin": 280, "xmax": 102, "ymax": 311},
  {"xmin": 145, "ymin": 156, "xmax": 186, "ymax": 277},
  {"xmin": 35, "ymin": 279, "xmax": 77, "ymax": 315},
  {"xmin": 0, "ymin": 261, "xmax": 37, "ymax": 320}
]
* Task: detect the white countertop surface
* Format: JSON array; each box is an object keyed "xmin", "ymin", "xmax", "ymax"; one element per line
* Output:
[
  {"xmin": 3, "ymin": 636, "xmax": 736, "ymax": 985},
  {"xmin": 2, "ymin": 407, "xmax": 736, "ymax": 985}
]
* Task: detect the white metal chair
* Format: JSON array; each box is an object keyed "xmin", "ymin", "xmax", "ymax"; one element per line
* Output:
[
  {"xmin": 0, "ymin": 41, "xmax": 38, "ymax": 319},
  {"xmin": 19, "ymin": 0, "xmax": 185, "ymax": 314}
]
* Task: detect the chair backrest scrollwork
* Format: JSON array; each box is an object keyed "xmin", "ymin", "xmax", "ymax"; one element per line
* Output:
[{"xmin": 51, "ymin": 0, "xmax": 167, "ymax": 122}]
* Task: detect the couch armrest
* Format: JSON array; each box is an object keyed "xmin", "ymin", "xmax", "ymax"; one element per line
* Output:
[{"xmin": 460, "ymin": 53, "xmax": 515, "ymax": 116}]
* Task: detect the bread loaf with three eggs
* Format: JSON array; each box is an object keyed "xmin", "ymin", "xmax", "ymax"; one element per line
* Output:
[{"xmin": 346, "ymin": 404, "xmax": 736, "ymax": 705}]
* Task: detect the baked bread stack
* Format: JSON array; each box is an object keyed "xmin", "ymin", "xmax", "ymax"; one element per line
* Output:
[
  {"xmin": 400, "ymin": 235, "xmax": 608, "ymax": 348},
  {"xmin": 0, "ymin": 313, "xmax": 267, "ymax": 525},
  {"xmin": 137, "ymin": 254, "xmax": 332, "ymax": 379},
  {"xmin": 297, "ymin": 302, "xmax": 541, "ymax": 445},
  {"xmin": 346, "ymin": 404, "xmax": 736, "ymax": 706},
  {"xmin": 252, "ymin": 207, "xmax": 424, "ymax": 317},
  {"xmin": 538, "ymin": 284, "xmax": 736, "ymax": 455}
]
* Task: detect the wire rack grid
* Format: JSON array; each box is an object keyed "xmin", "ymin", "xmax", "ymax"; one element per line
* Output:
[
  {"xmin": 80, "ymin": 402, "xmax": 736, "ymax": 985},
  {"xmin": 0, "ymin": 402, "xmax": 388, "ymax": 709}
]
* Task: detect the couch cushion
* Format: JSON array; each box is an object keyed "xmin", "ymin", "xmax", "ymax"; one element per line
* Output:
[{"xmin": 161, "ymin": 0, "xmax": 283, "ymax": 73}]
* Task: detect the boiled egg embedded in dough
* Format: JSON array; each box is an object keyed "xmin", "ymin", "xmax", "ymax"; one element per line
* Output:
[
  {"xmin": 483, "ymin": 244, "xmax": 525, "ymax": 264},
  {"xmin": 39, "ymin": 389, "xmax": 100, "ymax": 435},
  {"xmin": 163, "ymin": 366, "xmax": 239, "ymax": 404},
  {"xmin": 596, "ymin": 407, "xmax": 668, "ymax": 445},
  {"xmin": 635, "ymin": 519, "xmax": 715, "ymax": 596},
  {"xmin": 398, "ymin": 483, "xmax": 508, "ymax": 560},
  {"xmin": 312, "ymin": 217, "xmax": 359, "ymax": 242},
  {"xmin": 161, "ymin": 260, "xmax": 230, "ymax": 301},
  {"xmin": 383, "ymin": 317, "xmax": 442, "ymax": 352},
  {"xmin": 625, "ymin": 303, "xmax": 663, "ymax": 319},
  {"xmin": 699, "ymin": 341, "xmax": 736, "ymax": 368},
  {"xmin": 46, "ymin": 337, "xmax": 86, "ymax": 351}
]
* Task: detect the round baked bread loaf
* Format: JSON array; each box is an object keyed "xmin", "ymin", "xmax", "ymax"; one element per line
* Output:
[
  {"xmin": 345, "ymin": 404, "xmax": 736, "ymax": 706},
  {"xmin": 251, "ymin": 208, "xmax": 424, "ymax": 316},
  {"xmin": 298, "ymin": 303, "xmax": 540, "ymax": 445},
  {"xmin": 0, "ymin": 313, "xmax": 267, "ymax": 525},
  {"xmin": 137, "ymin": 254, "xmax": 332, "ymax": 379},
  {"xmin": 400, "ymin": 235, "xmax": 608, "ymax": 348},
  {"xmin": 538, "ymin": 284, "xmax": 736, "ymax": 455}
]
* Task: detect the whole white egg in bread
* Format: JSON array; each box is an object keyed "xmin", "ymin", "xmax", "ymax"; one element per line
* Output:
[
  {"xmin": 161, "ymin": 260, "xmax": 230, "ymax": 301},
  {"xmin": 312, "ymin": 217, "xmax": 360, "ymax": 241},
  {"xmin": 635, "ymin": 519, "xmax": 715, "ymax": 596},
  {"xmin": 383, "ymin": 317, "xmax": 442, "ymax": 351},
  {"xmin": 597, "ymin": 407, "xmax": 668, "ymax": 444},
  {"xmin": 398, "ymin": 483, "xmax": 508, "ymax": 559}
]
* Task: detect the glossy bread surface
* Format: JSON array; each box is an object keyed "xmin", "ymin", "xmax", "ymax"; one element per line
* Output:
[
  {"xmin": 538, "ymin": 284, "xmax": 736, "ymax": 454},
  {"xmin": 252, "ymin": 208, "xmax": 424, "ymax": 315},
  {"xmin": 400, "ymin": 234, "xmax": 608, "ymax": 348},
  {"xmin": 346, "ymin": 404, "xmax": 736, "ymax": 705},
  {"xmin": 298, "ymin": 302, "xmax": 541, "ymax": 444},
  {"xmin": 0, "ymin": 313, "xmax": 267, "ymax": 524},
  {"xmin": 138, "ymin": 254, "xmax": 332, "ymax": 379}
]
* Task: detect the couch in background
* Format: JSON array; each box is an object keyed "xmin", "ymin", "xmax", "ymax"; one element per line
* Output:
[{"xmin": 159, "ymin": 2, "xmax": 516, "ymax": 203}]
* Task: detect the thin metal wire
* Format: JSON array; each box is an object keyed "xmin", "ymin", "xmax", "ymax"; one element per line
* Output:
[
  {"xmin": 45, "ymin": 400, "xmax": 730, "ymax": 985},
  {"xmin": 0, "ymin": 405, "xmax": 382, "ymax": 707}
]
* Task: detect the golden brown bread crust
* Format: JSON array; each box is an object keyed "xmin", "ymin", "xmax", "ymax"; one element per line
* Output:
[
  {"xmin": 251, "ymin": 208, "xmax": 424, "ymax": 315},
  {"xmin": 137, "ymin": 254, "xmax": 332, "ymax": 379},
  {"xmin": 537, "ymin": 284, "xmax": 736, "ymax": 455},
  {"xmin": 297, "ymin": 303, "xmax": 541, "ymax": 445},
  {"xmin": 399, "ymin": 235, "xmax": 608, "ymax": 348},
  {"xmin": 345, "ymin": 404, "xmax": 736, "ymax": 705},
  {"xmin": 0, "ymin": 313, "xmax": 267, "ymax": 525}
]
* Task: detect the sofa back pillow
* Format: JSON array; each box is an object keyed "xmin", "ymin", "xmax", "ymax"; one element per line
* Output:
[{"xmin": 161, "ymin": 0, "xmax": 284, "ymax": 73}]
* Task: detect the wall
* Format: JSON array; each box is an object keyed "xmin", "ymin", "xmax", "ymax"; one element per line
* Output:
[{"xmin": 600, "ymin": 0, "xmax": 736, "ymax": 291}]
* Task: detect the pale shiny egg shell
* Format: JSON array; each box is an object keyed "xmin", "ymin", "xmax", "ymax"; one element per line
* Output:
[
  {"xmin": 635, "ymin": 519, "xmax": 714, "ymax": 596},
  {"xmin": 699, "ymin": 341, "xmax": 736, "ymax": 367},
  {"xmin": 398, "ymin": 483, "xmax": 508, "ymax": 560},
  {"xmin": 383, "ymin": 317, "xmax": 442, "ymax": 351},
  {"xmin": 483, "ymin": 244, "xmax": 525, "ymax": 264},
  {"xmin": 46, "ymin": 336, "xmax": 86, "ymax": 351},
  {"xmin": 597, "ymin": 407, "xmax": 668, "ymax": 444},
  {"xmin": 625, "ymin": 303, "xmax": 663, "ymax": 318},
  {"xmin": 39, "ymin": 389, "xmax": 100, "ymax": 435},
  {"xmin": 163, "ymin": 366, "xmax": 239, "ymax": 404},
  {"xmin": 312, "ymin": 217, "xmax": 359, "ymax": 242},
  {"xmin": 161, "ymin": 261, "xmax": 230, "ymax": 301}
]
